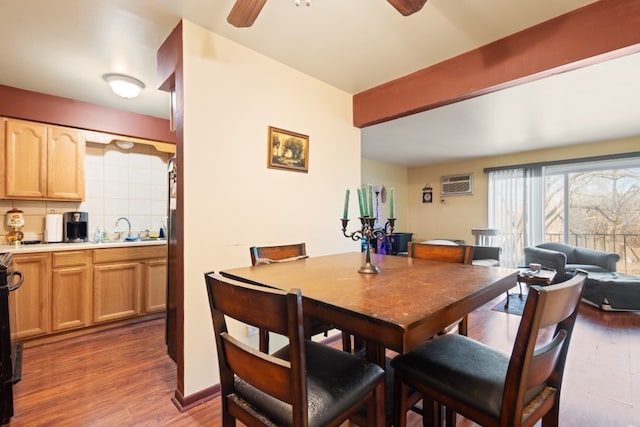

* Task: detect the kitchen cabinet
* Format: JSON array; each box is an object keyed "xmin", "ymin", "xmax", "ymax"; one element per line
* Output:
[
  {"xmin": 142, "ymin": 258, "xmax": 167, "ymax": 313},
  {"xmin": 93, "ymin": 245, "xmax": 167, "ymax": 323},
  {"xmin": 9, "ymin": 253, "xmax": 50, "ymax": 340},
  {"xmin": 93, "ymin": 261, "xmax": 141, "ymax": 323},
  {"xmin": 2, "ymin": 118, "xmax": 85, "ymax": 200},
  {"xmin": 7, "ymin": 244, "xmax": 166, "ymax": 343},
  {"xmin": 51, "ymin": 250, "xmax": 92, "ymax": 331}
]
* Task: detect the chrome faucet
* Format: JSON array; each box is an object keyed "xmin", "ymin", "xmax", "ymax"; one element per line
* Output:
[{"xmin": 115, "ymin": 217, "xmax": 132, "ymax": 238}]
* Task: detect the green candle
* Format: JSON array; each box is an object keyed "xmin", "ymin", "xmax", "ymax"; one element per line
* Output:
[
  {"xmin": 361, "ymin": 185, "xmax": 368, "ymax": 216},
  {"xmin": 342, "ymin": 189, "xmax": 350, "ymax": 220},
  {"xmin": 389, "ymin": 187, "xmax": 395, "ymax": 218},
  {"xmin": 357, "ymin": 188, "xmax": 364, "ymax": 217},
  {"xmin": 368, "ymin": 184, "xmax": 374, "ymax": 218}
]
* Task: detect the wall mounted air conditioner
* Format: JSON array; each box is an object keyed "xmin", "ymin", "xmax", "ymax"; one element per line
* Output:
[{"xmin": 441, "ymin": 173, "xmax": 473, "ymax": 196}]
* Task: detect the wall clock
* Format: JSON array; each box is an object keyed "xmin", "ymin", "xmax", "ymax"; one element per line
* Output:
[{"xmin": 422, "ymin": 185, "xmax": 433, "ymax": 203}]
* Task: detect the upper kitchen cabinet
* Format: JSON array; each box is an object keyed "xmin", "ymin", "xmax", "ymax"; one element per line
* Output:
[
  {"xmin": 47, "ymin": 124, "xmax": 85, "ymax": 200},
  {"xmin": 2, "ymin": 118, "xmax": 85, "ymax": 201}
]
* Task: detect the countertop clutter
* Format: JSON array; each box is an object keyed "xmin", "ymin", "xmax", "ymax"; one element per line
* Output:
[{"xmin": 0, "ymin": 239, "xmax": 167, "ymax": 254}]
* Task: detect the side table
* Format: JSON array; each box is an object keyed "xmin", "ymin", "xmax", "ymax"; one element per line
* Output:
[
  {"xmin": 518, "ymin": 267, "xmax": 557, "ymax": 287},
  {"xmin": 506, "ymin": 267, "xmax": 557, "ymax": 308}
]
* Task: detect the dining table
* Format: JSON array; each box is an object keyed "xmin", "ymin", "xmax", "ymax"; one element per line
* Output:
[{"xmin": 220, "ymin": 251, "xmax": 518, "ymax": 365}]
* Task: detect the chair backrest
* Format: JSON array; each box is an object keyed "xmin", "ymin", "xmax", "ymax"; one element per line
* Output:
[
  {"xmin": 204, "ymin": 272, "xmax": 309, "ymax": 425},
  {"xmin": 408, "ymin": 242, "xmax": 474, "ymax": 264},
  {"xmin": 502, "ymin": 270, "xmax": 588, "ymax": 424},
  {"xmin": 249, "ymin": 243, "xmax": 307, "ymax": 266}
]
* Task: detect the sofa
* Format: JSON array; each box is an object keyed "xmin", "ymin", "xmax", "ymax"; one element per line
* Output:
[
  {"xmin": 523, "ymin": 242, "xmax": 620, "ymax": 282},
  {"xmin": 523, "ymin": 243, "xmax": 640, "ymax": 311}
]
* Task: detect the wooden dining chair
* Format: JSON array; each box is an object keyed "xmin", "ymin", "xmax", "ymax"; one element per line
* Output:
[
  {"xmin": 250, "ymin": 243, "xmax": 341, "ymax": 354},
  {"xmin": 250, "ymin": 243, "xmax": 308, "ymax": 353},
  {"xmin": 391, "ymin": 270, "xmax": 588, "ymax": 427},
  {"xmin": 408, "ymin": 242, "xmax": 474, "ymax": 335},
  {"xmin": 249, "ymin": 242, "xmax": 309, "ymax": 266},
  {"xmin": 204, "ymin": 272, "xmax": 386, "ymax": 427},
  {"xmin": 408, "ymin": 242, "xmax": 474, "ymax": 264}
]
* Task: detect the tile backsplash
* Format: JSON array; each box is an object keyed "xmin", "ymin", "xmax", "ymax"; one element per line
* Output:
[{"xmin": 1, "ymin": 142, "xmax": 171, "ymax": 244}]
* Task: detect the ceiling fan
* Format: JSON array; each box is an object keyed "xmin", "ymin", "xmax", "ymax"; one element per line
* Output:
[{"xmin": 227, "ymin": 0, "xmax": 428, "ymax": 28}]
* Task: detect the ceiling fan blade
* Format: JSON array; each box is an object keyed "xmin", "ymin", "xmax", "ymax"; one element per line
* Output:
[
  {"xmin": 227, "ymin": 0, "xmax": 267, "ymax": 28},
  {"xmin": 387, "ymin": 0, "xmax": 428, "ymax": 16}
]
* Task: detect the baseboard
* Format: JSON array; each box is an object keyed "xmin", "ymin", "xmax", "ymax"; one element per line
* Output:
[{"xmin": 173, "ymin": 383, "xmax": 220, "ymax": 412}]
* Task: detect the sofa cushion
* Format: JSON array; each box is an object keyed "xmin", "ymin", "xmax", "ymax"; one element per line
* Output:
[
  {"xmin": 421, "ymin": 239, "xmax": 459, "ymax": 246},
  {"xmin": 473, "ymin": 259, "xmax": 500, "ymax": 267},
  {"xmin": 565, "ymin": 264, "xmax": 610, "ymax": 274}
]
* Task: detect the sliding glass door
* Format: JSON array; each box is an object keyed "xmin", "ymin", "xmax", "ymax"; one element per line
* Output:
[{"xmin": 488, "ymin": 157, "xmax": 640, "ymax": 274}]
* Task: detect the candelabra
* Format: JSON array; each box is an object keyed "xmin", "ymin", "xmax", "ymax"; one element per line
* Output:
[{"xmin": 341, "ymin": 217, "xmax": 395, "ymax": 274}]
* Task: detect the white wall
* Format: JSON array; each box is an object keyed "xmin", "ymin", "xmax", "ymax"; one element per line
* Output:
[
  {"xmin": 361, "ymin": 158, "xmax": 409, "ymax": 231},
  {"xmin": 180, "ymin": 21, "xmax": 362, "ymax": 395},
  {"xmin": 407, "ymin": 136, "xmax": 640, "ymax": 243}
]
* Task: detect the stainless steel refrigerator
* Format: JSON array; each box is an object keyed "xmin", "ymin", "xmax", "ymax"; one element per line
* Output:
[{"xmin": 166, "ymin": 157, "xmax": 177, "ymax": 362}]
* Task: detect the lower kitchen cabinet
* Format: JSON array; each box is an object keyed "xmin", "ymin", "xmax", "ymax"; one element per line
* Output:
[
  {"xmin": 9, "ymin": 253, "xmax": 50, "ymax": 340},
  {"xmin": 51, "ymin": 250, "xmax": 92, "ymax": 331},
  {"xmin": 143, "ymin": 258, "xmax": 167, "ymax": 313},
  {"xmin": 93, "ymin": 262, "xmax": 141, "ymax": 323},
  {"xmin": 8, "ymin": 244, "xmax": 167, "ymax": 343},
  {"xmin": 93, "ymin": 245, "xmax": 167, "ymax": 324}
]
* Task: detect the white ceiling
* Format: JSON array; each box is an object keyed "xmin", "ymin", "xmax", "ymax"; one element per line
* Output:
[{"xmin": 2, "ymin": 0, "xmax": 638, "ymax": 167}]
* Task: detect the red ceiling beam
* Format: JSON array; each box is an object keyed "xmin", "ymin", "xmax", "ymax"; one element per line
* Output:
[
  {"xmin": 353, "ymin": 0, "xmax": 640, "ymax": 128},
  {"xmin": 0, "ymin": 84, "xmax": 175, "ymax": 143}
]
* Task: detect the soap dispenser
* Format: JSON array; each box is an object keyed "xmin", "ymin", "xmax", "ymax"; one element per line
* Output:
[{"xmin": 94, "ymin": 227, "xmax": 102, "ymax": 243}]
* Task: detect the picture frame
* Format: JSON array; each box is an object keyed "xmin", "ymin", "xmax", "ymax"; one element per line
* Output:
[{"xmin": 268, "ymin": 126, "xmax": 309, "ymax": 173}]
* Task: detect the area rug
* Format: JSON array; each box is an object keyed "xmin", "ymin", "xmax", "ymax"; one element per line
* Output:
[{"xmin": 492, "ymin": 294, "xmax": 528, "ymax": 316}]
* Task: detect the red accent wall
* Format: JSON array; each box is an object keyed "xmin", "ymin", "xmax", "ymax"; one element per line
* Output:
[{"xmin": 0, "ymin": 84, "xmax": 175, "ymax": 143}]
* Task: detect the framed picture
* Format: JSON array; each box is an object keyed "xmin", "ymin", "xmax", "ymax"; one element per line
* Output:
[{"xmin": 268, "ymin": 126, "xmax": 309, "ymax": 173}]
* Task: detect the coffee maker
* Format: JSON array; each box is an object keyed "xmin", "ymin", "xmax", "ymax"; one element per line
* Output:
[{"xmin": 63, "ymin": 212, "xmax": 88, "ymax": 242}]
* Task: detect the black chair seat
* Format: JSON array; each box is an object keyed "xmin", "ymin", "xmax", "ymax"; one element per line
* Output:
[
  {"xmin": 391, "ymin": 334, "xmax": 545, "ymax": 419},
  {"xmin": 236, "ymin": 340, "xmax": 384, "ymax": 427},
  {"xmin": 392, "ymin": 271, "xmax": 588, "ymax": 427}
]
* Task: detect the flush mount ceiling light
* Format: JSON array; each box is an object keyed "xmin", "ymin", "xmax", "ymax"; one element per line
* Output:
[
  {"xmin": 114, "ymin": 140, "xmax": 135, "ymax": 150},
  {"xmin": 103, "ymin": 73, "xmax": 145, "ymax": 99}
]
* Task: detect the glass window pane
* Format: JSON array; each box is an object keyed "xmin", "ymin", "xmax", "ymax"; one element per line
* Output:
[{"xmin": 544, "ymin": 173, "xmax": 564, "ymax": 242}]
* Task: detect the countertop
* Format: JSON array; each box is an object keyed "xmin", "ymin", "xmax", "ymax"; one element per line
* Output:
[{"xmin": 0, "ymin": 239, "xmax": 167, "ymax": 254}]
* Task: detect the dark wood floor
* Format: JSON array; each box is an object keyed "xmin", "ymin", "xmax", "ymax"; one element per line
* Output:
[{"xmin": 7, "ymin": 294, "xmax": 640, "ymax": 426}]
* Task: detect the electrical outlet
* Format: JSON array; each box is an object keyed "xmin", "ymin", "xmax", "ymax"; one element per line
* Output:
[{"xmin": 246, "ymin": 325, "xmax": 259, "ymax": 337}]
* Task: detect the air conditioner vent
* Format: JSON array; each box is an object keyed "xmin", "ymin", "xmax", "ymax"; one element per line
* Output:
[{"xmin": 441, "ymin": 174, "xmax": 473, "ymax": 196}]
